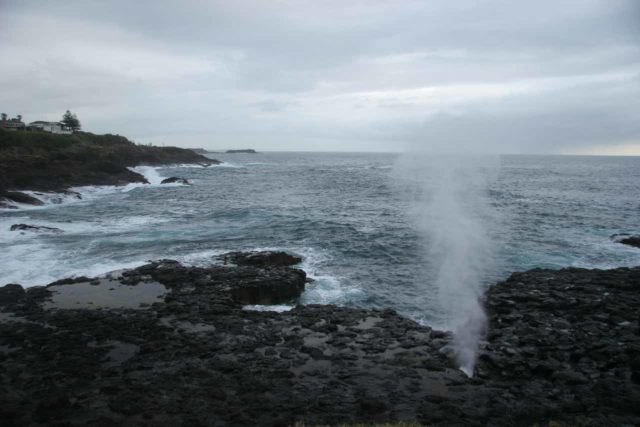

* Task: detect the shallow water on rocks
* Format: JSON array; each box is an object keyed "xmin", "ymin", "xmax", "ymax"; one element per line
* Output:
[{"xmin": 44, "ymin": 278, "xmax": 167, "ymax": 310}]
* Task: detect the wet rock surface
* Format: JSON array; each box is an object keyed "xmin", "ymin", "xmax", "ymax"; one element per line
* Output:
[
  {"xmin": 1, "ymin": 255, "xmax": 639, "ymax": 426},
  {"xmin": 1, "ymin": 191, "xmax": 44, "ymax": 206},
  {"xmin": 10, "ymin": 223, "xmax": 63, "ymax": 233},
  {"xmin": 477, "ymin": 267, "xmax": 640, "ymax": 426},
  {"xmin": 220, "ymin": 250, "xmax": 303, "ymax": 267},
  {"xmin": 161, "ymin": 176, "xmax": 191, "ymax": 185},
  {"xmin": 612, "ymin": 233, "xmax": 640, "ymax": 248}
]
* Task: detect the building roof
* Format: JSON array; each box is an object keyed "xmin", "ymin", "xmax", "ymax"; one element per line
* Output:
[{"xmin": 29, "ymin": 121, "xmax": 63, "ymax": 125}]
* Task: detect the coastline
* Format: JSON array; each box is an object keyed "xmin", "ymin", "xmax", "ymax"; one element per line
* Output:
[
  {"xmin": 1, "ymin": 251, "xmax": 639, "ymax": 426},
  {"xmin": 1, "ymin": 134, "xmax": 639, "ymax": 425},
  {"xmin": 0, "ymin": 130, "xmax": 219, "ymax": 209}
]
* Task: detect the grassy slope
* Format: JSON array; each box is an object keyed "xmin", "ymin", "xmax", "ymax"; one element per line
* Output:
[{"xmin": 0, "ymin": 130, "xmax": 218, "ymax": 193}]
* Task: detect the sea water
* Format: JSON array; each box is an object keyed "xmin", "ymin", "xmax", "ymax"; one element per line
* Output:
[{"xmin": 1, "ymin": 152, "xmax": 640, "ymax": 329}]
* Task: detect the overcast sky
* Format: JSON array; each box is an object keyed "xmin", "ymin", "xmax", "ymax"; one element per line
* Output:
[{"xmin": 1, "ymin": 0, "xmax": 639, "ymax": 154}]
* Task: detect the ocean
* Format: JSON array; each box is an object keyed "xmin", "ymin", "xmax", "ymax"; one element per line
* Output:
[{"xmin": 2, "ymin": 152, "xmax": 639, "ymax": 328}]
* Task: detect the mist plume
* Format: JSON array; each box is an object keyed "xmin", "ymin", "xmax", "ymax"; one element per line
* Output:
[{"xmin": 394, "ymin": 151, "xmax": 499, "ymax": 375}]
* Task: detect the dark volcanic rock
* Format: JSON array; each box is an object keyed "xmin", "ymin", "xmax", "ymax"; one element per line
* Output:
[
  {"xmin": 10, "ymin": 224, "xmax": 63, "ymax": 233},
  {"xmin": 161, "ymin": 176, "xmax": 191, "ymax": 185},
  {"xmin": 229, "ymin": 267, "xmax": 306, "ymax": 304},
  {"xmin": 123, "ymin": 257, "xmax": 306, "ymax": 305},
  {"xmin": 220, "ymin": 250, "xmax": 303, "ymax": 267},
  {"xmin": 0, "ymin": 284, "xmax": 26, "ymax": 305},
  {"xmin": 226, "ymin": 149, "xmax": 257, "ymax": 153},
  {"xmin": 612, "ymin": 233, "xmax": 640, "ymax": 248},
  {"xmin": 1, "ymin": 191, "xmax": 44, "ymax": 205},
  {"xmin": 0, "ymin": 130, "xmax": 221, "ymax": 194},
  {"xmin": 477, "ymin": 267, "xmax": 640, "ymax": 426},
  {"xmin": 1, "ymin": 255, "xmax": 640, "ymax": 426}
]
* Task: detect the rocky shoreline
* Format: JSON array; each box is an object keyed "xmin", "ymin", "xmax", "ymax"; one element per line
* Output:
[
  {"xmin": 0, "ymin": 130, "xmax": 218, "ymax": 208},
  {"xmin": 1, "ymin": 251, "xmax": 639, "ymax": 426}
]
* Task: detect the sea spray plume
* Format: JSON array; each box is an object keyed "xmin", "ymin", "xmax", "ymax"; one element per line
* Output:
[{"xmin": 393, "ymin": 152, "xmax": 499, "ymax": 376}]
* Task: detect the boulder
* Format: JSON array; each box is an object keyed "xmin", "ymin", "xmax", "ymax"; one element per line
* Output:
[
  {"xmin": 612, "ymin": 234, "xmax": 640, "ymax": 249},
  {"xmin": 161, "ymin": 177, "xmax": 190, "ymax": 185},
  {"xmin": 220, "ymin": 251, "xmax": 303, "ymax": 267},
  {"xmin": 0, "ymin": 284, "xmax": 26, "ymax": 305},
  {"xmin": 228, "ymin": 267, "xmax": 306, "ymax": 304},
  {"xmin": 1, "ymin": 191, "xmax": 44, "ymax": 206}
]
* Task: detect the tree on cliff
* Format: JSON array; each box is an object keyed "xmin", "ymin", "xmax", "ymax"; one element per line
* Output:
[{"xmin": 61, "ymin": 110, "xmax": 81, "ymax": 132}]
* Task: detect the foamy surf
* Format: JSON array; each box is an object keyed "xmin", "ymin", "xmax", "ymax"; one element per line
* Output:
[
  {"xmin": 0, "ymin": 215, "xmax": 172, "ymax": 240},
  {"xmin": 0, "ymin": 242, "xmax": 149, "ymax": 287},
  {"xmin": 178, "ymin": 245, "xmax": 360, "ymax": 309},
  {"xmin": 212, "ymin": 162, "xmax": 244, "ymax": 168},
  {"xmin": 159, "ymin": 163, "xmax": 211, "ymax": 168},
  {"xmin": 0, "ymin": 213, "xmax": 175, "ymax": 287},
  {"xmin": 0, "ymin": 166, "xmax": 194, "ymax": 211},
  {"xmin": 0, "ymin": 190, "xmax": 85, "ymax": 211}
]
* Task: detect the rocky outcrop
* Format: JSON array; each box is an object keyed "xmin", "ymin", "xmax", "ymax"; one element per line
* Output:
[
  {"xmin": 226, "ymin": 149, "xmax": 257, "ymax": 153},
  {"xmin": 160, "ymin": 176, "xmax": 190, "ymax": 185},
  {"xmin": 220, "ymin": 250, "xmax": 303, "ymax": 267},
  {"xmin": 188, "ymin": 148, "xmax": 214, "ymax": 154},
  {"xmin": 1, "ymin": 255, "xmax": 639, "ymax": 426},
  {"xmin": 477, "ymin": 267, "xmax": 640, "ymax": 426},
  {"xmin": 1, "ymin": 191, "xmax": 44, "ymax": 206},
  {"xmin": 10, "ymin": 224, "xmax": 63, "ymax": 233},
  {"xmin": 612, "ymin": 233, "xmax": 640, "ymax": 249},
  {"xmin": 0, "ymin": 283, "xmax": 26, "ymax": 304},
  {"xmin": 119, "ymin": 258, "xmax": 307, "ymax": 305},
  {"xmin": 0, "ymin": 130, "xmax": 220, "ymax": 194}
]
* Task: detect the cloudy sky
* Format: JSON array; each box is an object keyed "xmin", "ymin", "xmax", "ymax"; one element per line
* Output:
[{"xmin": 1, "ymin": 0, "xmax": 639, "ymax": 154}]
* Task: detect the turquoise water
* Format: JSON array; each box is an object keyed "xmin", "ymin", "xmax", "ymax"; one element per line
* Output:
[{"xmin": 2, "ymin": 152, "xmax": 639, "ymax": 326}]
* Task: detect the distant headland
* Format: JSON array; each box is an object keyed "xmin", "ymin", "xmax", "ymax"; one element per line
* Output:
[
  {"xmin": 226, "ymin": 148, "xmax": 257, "ymax": 154},
  {"xmin": 0, "ymin": 126, "xmax": 219, "ymax": 208}
]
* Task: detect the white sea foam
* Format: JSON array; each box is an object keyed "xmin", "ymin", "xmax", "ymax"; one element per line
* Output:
[
  {"xmin": 160, "ymin": 163, "xmax": 210, "ymax": 168},
  {"xmin": 0, "ymin": 166, "xmax": 193, "ymax": 211},
  {"xmin": 248, "ymin": 246, "xmax": 361, "ymax": 306},
  {"xmin": 179, "ymin": 249, "xmax": 228, "ymax": 267},
  {"xmin": 127, "ymin": 165, "xmax": 193, "ymax": 186},
  {"xmin": 0, "ymin": 211, "xmax": 175, "ymax": 287},
  {"xmin": 127, "ymin": 166, "xmax": 165, "ymax": 186},
  {"xmin": 0, "ymin": 190, "xmax": 86, "ymax": 211},
  {"xmin": 213, "ymin": 162, "xmax": 244, "ymax": 168},
  {"xmin": 2, "ymin": 250, "xmax": 149, "ymax": 287},
  {"xmin": 178, "ymin": 245, "xmax": 359, "ymax": 308},
  {"xmin": 0, "ymin": 233, "xmax": 150, "ymax": 287},
  {"xmin": 1, "ymin": 214, "xmax": 170, "ymax": 239},
  {"xmin": 299, "ymin": 247, "xmax": 362, "ymax": 305}
]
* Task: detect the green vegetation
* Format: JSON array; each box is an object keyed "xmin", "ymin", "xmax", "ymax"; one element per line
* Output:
[
  {"xmin": 61, "ymin": 110, "xmax": 81, "ymax": 131},
  {"xmin": 0, "ymin": 129, "xmax": 215, "ymax": 193},
  {"xmin": 0, "ymin": 130, "xmax": 131, "ymax": 152}
]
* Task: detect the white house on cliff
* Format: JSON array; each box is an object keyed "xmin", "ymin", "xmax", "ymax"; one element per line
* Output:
[{"xmin": 27, "ymin": 121, "xmax": 72, "ymax": 134}]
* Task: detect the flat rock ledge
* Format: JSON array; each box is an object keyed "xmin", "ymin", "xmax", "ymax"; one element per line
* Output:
[{"xmin": 1, "ymin": 254, "xmax": 639, "ymax": 426}]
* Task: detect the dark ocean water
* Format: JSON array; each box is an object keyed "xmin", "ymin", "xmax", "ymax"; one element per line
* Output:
[{"xmin": 2, "ymin": 152, "xmax": 639, "ymax": 327}]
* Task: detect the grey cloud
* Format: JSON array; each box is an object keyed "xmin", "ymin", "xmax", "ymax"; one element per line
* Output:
[{"xmin": 0, "ymin": 0, "xmax": 638, "ymax": 153}]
